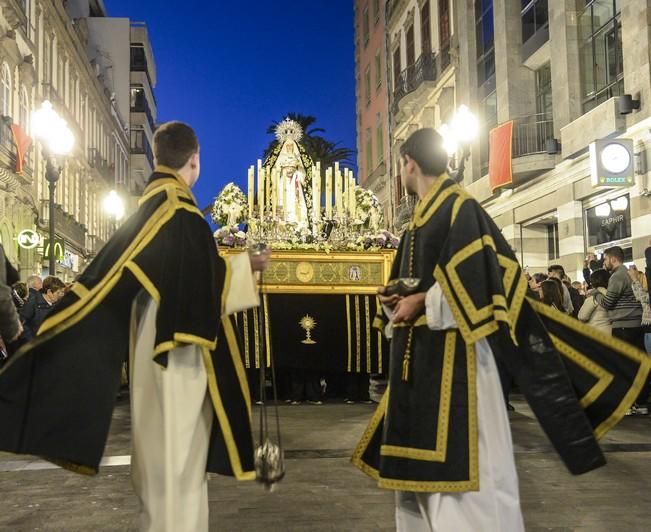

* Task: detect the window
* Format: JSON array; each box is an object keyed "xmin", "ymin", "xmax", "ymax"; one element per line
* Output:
[
  {"xmin": 393, "ymin": 44, "xmax": 402, "ymax": 90},
  {"xmin": 421, "ymin": 1, "xmax": 431, "ymax": 54},
  {"xmin": 475, "ymin": 0, "xmax": 495, "ymax": 88},
  {"xmin": 1, "ymin": 63, "xmax": 11, "ymax": 117},
  {"xmin": 363, "ymin": 5, "xmax": 370, "ymax": 47},
  {"xmin": 42, "ymin": 36, "xmax": 51, "ymax": 84},
  {"xmin": 131, "ymin": 127, "xmax": 154, "ymax": 168},
  {"xmin": 547, "ymin": 222, "xmax": 560, "ymax": 260},
  {"xmin": 406, "ymin": 25, "xmax": 415, "ymax": 67},
  {"xmin": 479, "ymin": 90, "xmax": 497, "ymax": 177},
  {"xmin": 365, "ymin": 128, "xmax": 373, "ymax": 176},
  {"xmin": 535, "ymin": 63, "xmax": 552, "ymax": 117},
  {"xmin": 130, "ymin": 85, "xmax": 155, "ymax": 129},
  {"xmin": 57, "ymin": 55, "xmax": 64, "ymax": 94},
  {"xmin": 579, "ymin": 1, "xmax": 622, "ymax": 112},
  {"xmin": 375, "ymin": 51, "xmax": 382, "ymax": 89},
  {"xmin": 521, "ymin": 0, "xmax": 549, "ymax": 44},
  {"xmin": 373, "ymin": 0, "xmax": 381, "ymax": 24},
  {"xmin": 376, "ymin": 122, "xmax": 384, "ymax": 165},
  {"xmin": 439, "ymin": 0, "xmax": 451, "ymax": 48},
  {"xmin": 365, "ymin": 65, "xmax": 371, "ymax": 105},
  {"xmin": 19, "ymin": 87, "xmax": 28, "ymax": 130}
]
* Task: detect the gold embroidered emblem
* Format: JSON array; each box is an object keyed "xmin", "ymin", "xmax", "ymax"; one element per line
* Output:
[
  {"xmin": 299, "ymin": 315, "xmax": 317, "ymax": 344},
  {"xmin": 295, "ymin": 261, "xmax": 314, "ymax": 283}
]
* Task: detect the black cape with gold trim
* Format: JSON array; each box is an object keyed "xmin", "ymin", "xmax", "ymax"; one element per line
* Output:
[
  {"xmin": 352, "ymin": 175, "xmax": 650, "ymax": 492},
  {"xmin": 0, "ymin": 168, "xmax": 255, "ymax": 479}
]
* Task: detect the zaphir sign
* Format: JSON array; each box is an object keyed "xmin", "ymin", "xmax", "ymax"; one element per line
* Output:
[{"xmin": 590, "ymin": 138, "xmax": 635, "ymax": 188}]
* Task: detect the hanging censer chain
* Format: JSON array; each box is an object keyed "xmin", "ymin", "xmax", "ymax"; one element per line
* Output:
[{"xmin": 253, "ymin": 243, "xmax": 285, "ymax": 491}]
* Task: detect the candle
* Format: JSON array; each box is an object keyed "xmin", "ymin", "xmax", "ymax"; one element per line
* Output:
[
  {"xmin": 271, "ymin": 168, "xmax": 277, "ymax": 218},
  {"xmin": 325, "ymin": 167, "xmax": 332, "ymax": 219},
  {"xmin": 257, "ymin": 160, "xmax": 264, "ymax": 217},
  {"xmin": 247, "ymin": 165, "xmax": 254, "ymax": 216},
  {"xmin": 315, "ymin": 162, "xmax": 321, "ymax": 221},
  {"xmin": 334, "ymin": 162, "xmax": 341, "ymax": 217},
  {"xmin": 265, "ymin": 165, "xmax": 271, "ymax": 214},
  {"xmin": 349, "ymin": 174, "xmax": 356, "ymax": 219}
]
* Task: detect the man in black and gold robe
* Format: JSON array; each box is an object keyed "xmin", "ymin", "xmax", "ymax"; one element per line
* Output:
[
  {"xmin": 0, "ymin": 122, "xmax": 268, "ymax": 532},
  {"xmin": 352, "ymin": 129, "xmax": 650, "ymax": 530}
]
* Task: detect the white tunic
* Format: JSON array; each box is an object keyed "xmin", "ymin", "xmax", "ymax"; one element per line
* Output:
[{"xmin": 394, "ymin": 284, "xmax": 524, "ymax": 532}]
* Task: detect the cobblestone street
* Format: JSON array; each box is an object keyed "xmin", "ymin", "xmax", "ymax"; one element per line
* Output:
[{"xmin": 1, "ymin": 395, "xmax": 651, "ymax": 531}]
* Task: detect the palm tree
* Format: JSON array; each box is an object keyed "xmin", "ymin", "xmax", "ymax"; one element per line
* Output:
[{"xmin": 264, "ymin": 113, "xmax": 355, "ymax": 176}]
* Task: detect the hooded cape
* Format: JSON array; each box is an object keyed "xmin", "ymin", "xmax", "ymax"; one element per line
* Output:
[
  {"xmin": 0, "ymin": 167, "xmax": 254, "ymax": 479},
  {"xmin": 353, "ymin": 176, "xmax": 649, "ymax": 491}
]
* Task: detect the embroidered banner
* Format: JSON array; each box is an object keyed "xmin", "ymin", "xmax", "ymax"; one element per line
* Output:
[
  {"xmin": 488, "ymin": 121, "xmax": 513, "ymax": 193},
  {"xmin": 11, "ymin": 123, "xmax": 32, "ymax": 175}
]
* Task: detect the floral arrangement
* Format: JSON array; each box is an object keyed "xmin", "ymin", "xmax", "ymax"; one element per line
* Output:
[
  {"xmin": 211, "ymin": 183, "xmax": 249, "ymax": 226},
  {"xmin": 214, "ymin": 225, "xmax": 247, "ymax": 248},
  {"xmin": 354, "ymin": 186, "xmax": 384, "ymax": 229},
  {"xmin": 353, "ymin": 230, "xmax": 400, "ymax": 251}
]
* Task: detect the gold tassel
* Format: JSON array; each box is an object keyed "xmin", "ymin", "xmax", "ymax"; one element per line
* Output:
[{"xmin": 401, "ymin": 328, "xmax": 414, "ymax": 382}]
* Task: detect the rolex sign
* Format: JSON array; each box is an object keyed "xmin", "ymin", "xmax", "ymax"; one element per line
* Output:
[{"xmin": 590, "ymin": 139, "xmax": 635, "ymax": 188}]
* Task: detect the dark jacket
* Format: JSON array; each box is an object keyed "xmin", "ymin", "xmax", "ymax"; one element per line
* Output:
[
  {"xmin": 0, "ymin": 245, "xmax": 21, "ymax": 343},
  {"xmin": 19, "ymin": 290, "xmax": 53, "ymax": 339}
]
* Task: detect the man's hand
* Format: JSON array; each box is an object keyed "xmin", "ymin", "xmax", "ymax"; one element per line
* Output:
[
  {"xmin": 377, "ymin": 285, "xmax": 402, "ymax": 309},
  {"xmin": 393, "ymin": 293, "xmax": 426, "ymax": 324},
  {"xmin": 249, "ymin": 249, "xmax": 271, "ymax": 272}
]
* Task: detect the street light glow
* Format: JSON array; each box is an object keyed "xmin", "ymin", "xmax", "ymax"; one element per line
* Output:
[
  {"xmin": 450, "ymin": 105, "xmax": 479, "ymax": 143},
  {"xmin": 439, "ymin": 124, "xmax": 459, "ymax": 157},
  {"xmin": 32, "ymin": 100, "xmax": 75, "ymax": 155},
  {"xmin": 103, "ymin": 190, "xmax": 125, "ymax": 220}
]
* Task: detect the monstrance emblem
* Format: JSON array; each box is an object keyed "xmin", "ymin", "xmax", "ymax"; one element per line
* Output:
[{"xmin": 299, "ymin": 315, "xmax": 317, "ymax": 344}]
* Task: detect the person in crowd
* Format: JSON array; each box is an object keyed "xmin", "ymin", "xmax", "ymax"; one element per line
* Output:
[
  {"xmin": 572, "ymin": 281, "xmax": 585, "ymax": 297},
  {"xmin": 25, "ymin": 275, "xmax": 42, "ymax": 299},
  {"xmin": 629, "ymin": 261, "xmax": 650, "ymax": 358},
  {"xmin": 540, "ymin": 279, "xmax": 564, "ymax": 310},
  {"xmin": 0, "ymin": 244, "xmax": 22, "ymax": 364},
  {"xmin": 564, "ymin": 275, "xmax": 585, "ymax": 316},
  {"xmin": 527, "ymin": 272, "xmax": 547, "ymax": 297},
  {"xmin": 578, "ymin": 269, "xmax": 612, "ymax": 334},
  {"xmin": 354, "ymin": 128, "xmax": 646, "ymax": 531},
  {"xmin": 0, "ymin": 121, "xmax": 268, "ymax": 532},
  {"xmin": 595, "ymin": 246, "xmax": 647, "ymax": 415},
  {"xmin": 548, "ymin": 265, "xmax": 574, "ymax": 315},
  {"xmin": 20, "ymin": 276, "xmax": 65, "ymax": 339},
  {"xmin": 645, "ymin": 243, "xmax": 651, "ymax": 356}
]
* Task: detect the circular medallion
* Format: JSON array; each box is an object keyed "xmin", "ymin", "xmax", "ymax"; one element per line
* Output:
[
  {"xmin": 295, "ymin": 262, "xmax": 315, "ymax": 283},
  {"xmin": 600, "ymin": 142, "xmax": 631, "ymax": 174}
]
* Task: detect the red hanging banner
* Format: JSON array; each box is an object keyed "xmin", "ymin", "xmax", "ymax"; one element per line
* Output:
[
  {"xmin": 10, "ymin": 123, "xmax": 32, "ymax": 175},
  {"xmin": 488, "ymin": 121, "xmax": 513, "ymax": 193}
]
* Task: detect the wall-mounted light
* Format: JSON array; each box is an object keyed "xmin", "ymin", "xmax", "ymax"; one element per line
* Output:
[
  {"xmin": 546, "ymin": 138, "xmax": 561, "ymax": 155},
  {"xmin": 619, "ymin": 94, "xmax": 641, "ymax": 115}
]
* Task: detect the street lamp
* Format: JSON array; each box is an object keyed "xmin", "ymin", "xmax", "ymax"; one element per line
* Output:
[
  {"xmin": 32, "ymin": 100, "xmax": 74, "ymax": 276},
  {"xmin": 103, "ymin": 189, "xmax": 125, "ymax": 225},
  {"xmin": 439, "ymin": 105, "xmax": 479, "ymax": 183}
]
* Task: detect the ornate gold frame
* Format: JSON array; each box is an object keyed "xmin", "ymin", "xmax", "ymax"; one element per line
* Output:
[{"xmin": 220, "ymin": 249, "xmax": 396, "ymax": 295}]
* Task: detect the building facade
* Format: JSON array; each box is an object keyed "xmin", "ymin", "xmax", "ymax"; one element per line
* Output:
[
  {"xmin": 354, "ymin": 0, "xmax": 393, "ymax": 227},
  {"xmin": 383, "ymin": 0, "xmax": 455, "ymax": 231},
  {"xmin": 0, "ymin": 0, "xmax": 156, "ymax": 282},
  {"xmin": 384, "ymin": 0, "xmax": 651, "ymax": 279}
]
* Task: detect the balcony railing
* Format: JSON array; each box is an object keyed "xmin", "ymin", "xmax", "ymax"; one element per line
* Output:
[
  {"xmin": 88, "ymin": 148, "xmax": 115, "ymax": 184},
  {"xmin": 511, "ymin": 113, "xmax": 554, "ymax": 158},
  {"xmin": 392, "ymin": 47, "xmax": 451, "ymax": 113}
]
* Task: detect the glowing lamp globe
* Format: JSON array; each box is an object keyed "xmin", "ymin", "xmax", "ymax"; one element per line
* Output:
[
  {"xmin": 450, "ymin": 105, "xmax": 479, "ymax": 144},
  {"xmin": 32, "ymin": 100, "xmax": 74, "ymax": 155},
  {"xmin": 103, "ymin": 190, "xmax": 125, "ymax": 220}
]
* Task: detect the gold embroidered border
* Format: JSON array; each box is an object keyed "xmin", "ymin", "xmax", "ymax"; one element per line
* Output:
[
  {"xmin": 253, "ymin": 306, "xmax": 260, "ymax": 369},
  {"xmin": 380, "ymin": 330, "xmax": 456, "ymax": 462},
  {"xmin": 530, "ymin": 298, "xmax": 651, "ymax": 439},
  {"xmin": 351, "ymin": 341, "xmax": 480, "ymax": 493},
  {"xmin": 243, "ymin": 312, "xmax": 250, "ymax": 368},
  {"xmin": 549, "ymin": 333, "xmax": 613, "ymax": 409},
  {"xmin": 124, "ymin": 261, "xmax": 161, "ymax": 304},
  {"xmin": 365, "ymin": 296, "xmax": 372, "ymax": 372},
  {"xmin": 222, "ymin": 317, "xmax": 252, "ymax": 415},
  {"xmin": 355, "ymin": 295, "xmax": 362, "ymax": 372},
  {"xmin": 200, "ymin": 346, "xmax": 256, "ymax": 481},
  {"xmin": 346, "ymin": 296, "xmax": 353, "ymax": 372},
  {"xmin": 263, "ymin": 294, "xmax": 271, "ymax": 368},
  {"xmin": 377, "ymin": 331, "xmax": 383, "ymax": 374}
]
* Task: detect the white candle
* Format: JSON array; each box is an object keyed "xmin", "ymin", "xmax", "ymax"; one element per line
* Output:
[
  {"xmin": 325, "ymin": 167, "xmax": 332, "ymax": 219},
  {"xmin": 349, "ymin": 174, "xmax": 356, "ymax": 219},
  {"xmin": 271, "ymin": 168, "xmax": 277, "ymax": 218},
  {"xmin": 334, "ymin": 163, "xmax": 342, "ymax": 217},
  {"xmin": 314, "ymin": 162, "xmax": 321, "ymax": 221},
  {"xmin": 247, "ymin": 165, "xmax": 254, "ymax": 216},
  {"xmin": 257, "ymin": 160, "xmax": 263, "ymax": 217}
]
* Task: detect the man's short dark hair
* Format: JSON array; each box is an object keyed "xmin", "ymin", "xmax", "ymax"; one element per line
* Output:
[
  {"xmin": 604, "ymin": 246, "xmax": 624, "ymax": 263},
  {"xmin": 548, "ymin": 264, "xmax": 565, "ymax": 276},
  {"xmin": 43, "ymin": 276, "xmax": 65, "ymax": 294},
  {"xmin": 589, "ymin": 268, "xmax": 610, "ymax": 289},
  {"xmin": 399, "ymin": 128, "xmax": 449, "ymax": 177},
  {"xmin": 153, "ymin": 121, "xmax": 199, "ymax": 170}
]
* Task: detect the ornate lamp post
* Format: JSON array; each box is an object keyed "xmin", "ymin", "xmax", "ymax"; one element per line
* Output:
[
  {"xmin": 32, "ymin": 100, "xmax": 74, "ymax": 276},
  {"xmin": 103, "ymin": 189, "xmax": 125, "ymax": 231},
  {"xmin": 440, "ymin": 105, "xmax": 479, "ymax": 183}
]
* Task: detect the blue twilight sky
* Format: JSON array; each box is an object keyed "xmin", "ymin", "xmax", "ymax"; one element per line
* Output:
[{"xmin": 106, "ymin": 0, "xmax": 357, "ymax": 212}]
